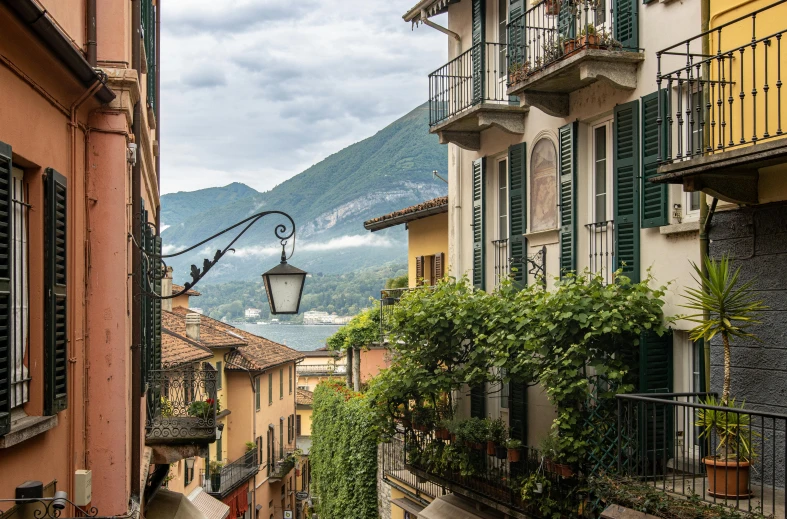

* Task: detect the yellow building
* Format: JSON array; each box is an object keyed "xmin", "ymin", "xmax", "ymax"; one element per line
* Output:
[{"xmin": 364, "ymin": 196, "xmax": 449, "ymax": 287}]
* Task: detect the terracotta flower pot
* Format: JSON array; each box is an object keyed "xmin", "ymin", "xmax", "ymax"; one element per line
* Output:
[
  {"xmin": 435, "ymin": 428, "xmax": 450, "ymax": 440},
  {"xmin": 487, "ymin": 441, "xmax": 497, "ymax": 456},
  {"xmin": 400, "ymin": 418, "xmax": 412, "ymax": 428},
  {"xmin": 471, "ymin": 442, "xmax": 484, "ymax": 451},
  {"xmin": 563, "ymin": 39, "xmax": 578, "ymax": 55},
  {"xmin": 553, "ymin": 463, "xmax": 574, "ymax": 478},
  {"xmin": 577, "ymin": 34, "xmax": 601, "ymax": 49},
  {"xmin": 413, "ymin": 423, "xmax": 429, "ymax": 432},
  {"xmin": 450, "ymin": 433, "xmax": 457, "ymax": 443},
  {"xmin": 507, "ymin": 448, "xmax": 521, "ymax": 462},
  {"xmin": 704, "ymin": 457, "xmax": 753, "ymax": 498}
]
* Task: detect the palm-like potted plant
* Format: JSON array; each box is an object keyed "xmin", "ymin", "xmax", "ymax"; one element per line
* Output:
[
  {"xmin": 209, "ymin": 460, "xmax": 224, "ymax": 492},
  {"xmin": 682, "ymin": 255, "xmax": 765, "ymax": 497}
]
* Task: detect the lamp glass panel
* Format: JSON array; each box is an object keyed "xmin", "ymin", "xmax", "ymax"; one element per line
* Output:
[{"xmin": 266, "ymin": 273, "xmax": 304, "ymax": 314}]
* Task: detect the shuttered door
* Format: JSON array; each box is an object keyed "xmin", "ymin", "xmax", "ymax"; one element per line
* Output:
[
  {"xmin": 472, "ymin": 0, "xmax": 486, "ymax": 103},
  {"xmin": 415, "ymin": 256, "xmax": 424, "ymax": 284},
  {"xmin": 434, "ymin": 252, "xmax": 445, "ymax": 281},
  {"xmin": 509, "ymin": 381, "xmax": 528, "ymax": 445},
  {"xmin": 638, "ymin": 330, "xmax": 674, "ymax": 470},
  {"xmin": 613, "ymin": 101, "xmax": 641, "ymax": 283},
  {"xmin": 470, "ymin": 385, "xmax": 486, "ymax": 418},
  {"xmin": 44, "ymin": 168, "xmax": 68, "ymax": 416},
  {"xmin": 0, "ymin": 142, "xmax": 12, "ymax": 434},
  {"xmin": 508, "ymin": 143, "xmax": 527, "ymax": 288},
  {"xmin": 641, "ymin": 91, "xmax": 669, "ymax": 228},
  {"xmin": 472, "ymin": 158, "xmax": 486, "ymax": 290},
  {"xmin": 558, "ymin": 123, "xmax": 577, "ymax": 277},
  {"xmin": 614, "ymin": 0, "xmax": 638, "ymax": 51}
]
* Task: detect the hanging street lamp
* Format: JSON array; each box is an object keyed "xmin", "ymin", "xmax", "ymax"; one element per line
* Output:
[{"xmin": 140, "ymin": 210, "xmax": 307, "ymax": 315}]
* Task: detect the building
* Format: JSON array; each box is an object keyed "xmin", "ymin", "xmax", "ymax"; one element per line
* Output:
[
  {"xmin": 0, "ymin": 0, "xmax": 166, "ymax": 517},
  {"xmin": 245, "ymin": 308, "xmax": 262, "ymax": 319},
  {"xmin": 294, "ymin": 389, "xmax": 313, "ymax": 519},
  {"xmin": 295, "ymin": 349, "xmax": 346, "ymax": 392},
  {"xmin": 162, "ymin": 286, "xmax": 305, "ymax": 519},
  {"xmin": 380, "ymin": 0, "xmax": 787, "ymax": 516}
]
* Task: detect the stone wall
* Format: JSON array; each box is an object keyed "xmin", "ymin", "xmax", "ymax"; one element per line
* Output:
[
  {"xmin": 377, "ymin": 444, "xmax": 392, "ymax": 519},
  {"xmin": 708, "ymin": 201, "xmax": 787, "ymax": 487}
]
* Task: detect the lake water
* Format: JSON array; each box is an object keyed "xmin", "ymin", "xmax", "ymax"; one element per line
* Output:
[{"xmin": 233, "ymin": 323, "xmax": 342, "ymax": 351}]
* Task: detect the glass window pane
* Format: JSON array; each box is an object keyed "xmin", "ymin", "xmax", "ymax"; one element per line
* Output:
[
  {"xmin": 594, "ymin": 126, "xmax": 607, "ymax": 223},
  {"xmin": 689, "ymin": 191, "xmax": 701, "ymax": 211},
  {"xmin": 499, "ymin": 160, "xmax": 508, "ymax": 239}
]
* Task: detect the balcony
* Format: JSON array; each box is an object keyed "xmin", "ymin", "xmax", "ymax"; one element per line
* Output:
[
  {"xmin": 381, "ymin": 438, "xmax": 447, "ymax": 500},
  {"xmin": 651, "ymin": 0, "xmax": 787, "ymax": 204},
  {"xmin": 268, "ymin": 448, "xmax": 296, "ymax": 481},
  {"xmin": 296, "ymin": 364, "xmax": 346, "ymax": 376},
  {"xmin": 492, "ymin": 239, "xmax": 510, "ymax": 289},
  {"xmin": 398, "ymin": 433, "xmax": 578, "ymax": 517},
  {"xmin": 506, "ymin": 0, "xmax": 643, "ymax": 117},
  {"xmin": 146, "ymin": 363, "xmax": 217, "ymax": 460},
  {"xmin": 428, "ymin": 42, "xmax": 528, "ymax": 150},
  {"xmin": 615, "ymin": 393, "xmax": 786, "ymax": 518},
  {"xmin": 585, "ymin": 220, "xmax": 614, "ymax": 285},
  {"xmin": 201, "ymin": 450, "xmax": 259, "ymax": 498}
]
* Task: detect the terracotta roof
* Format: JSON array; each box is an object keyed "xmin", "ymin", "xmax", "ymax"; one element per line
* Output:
[
  {"xmin": 364, "ymin": 196, "xmax": 448, "ymax": 232},
  {"xmin": 161, "ymin": 330, "xmax": 213, "ymax": 368},
  {"xmin": 171, "ymin": 307, "xmax": 304, "ymax": 372},
  {"xmin": 173, "ymin": 284, "xmax": 201, "ymax": 296},
  {"xmin": 163, "ymin": 310, "xmax": 247, "ymax": 349},
  {"xmin": 296, "ymin": 388, "xmax": 314, "ymax": 406}
]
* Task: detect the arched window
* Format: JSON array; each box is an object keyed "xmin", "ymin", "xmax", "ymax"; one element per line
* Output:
[{"xmin": 530, "ymin": 138, "xmax": 558, "ymax": 232}]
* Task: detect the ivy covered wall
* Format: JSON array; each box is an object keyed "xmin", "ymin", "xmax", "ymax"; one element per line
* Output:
[{"xmin": 311, "ymin": 380, "xmax": 380, "ymax": 519}]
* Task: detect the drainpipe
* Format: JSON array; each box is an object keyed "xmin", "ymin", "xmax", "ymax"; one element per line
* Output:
[
  {"xmin": 86, "ymin": 0, "xmax": 97, "ymax": 66},
  {"xmin": 699, "ymin": 0, "xmax": 711, "ymax": 393},
  {"xmin": 420, "ymin": 10, "xmax": 461, "ymax": 42},
  {"xmin": 155, "ymin": 0, "xmax": 161, "ymax": 232},
  {"xmin": 131, "ymin": 0, "xmax": 143, "ymax": 504}
]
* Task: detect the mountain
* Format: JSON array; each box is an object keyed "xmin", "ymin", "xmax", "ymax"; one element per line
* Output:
[{"xmin": 161, "ymin": 103, "xmax": 447, "ymax": 284}]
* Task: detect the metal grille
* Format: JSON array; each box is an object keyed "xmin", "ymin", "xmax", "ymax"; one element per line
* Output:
[
  {"xmin": 585, "ymin": 220, "xmax": 614, "ymax": 284},
  {"xmin": 492, "ymin": 238, "xmax": 509, "ymax": 288},
  {"xmin": 10, "ymin": 169, "xmax": 29, "ymax": 409}
]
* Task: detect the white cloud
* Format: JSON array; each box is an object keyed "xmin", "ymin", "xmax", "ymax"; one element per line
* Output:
[
  {"xmin": 160, "ymin": 0, "xmax": 447, "ymax": 194},
  {"xmin": 232, "ymin": 233, "xmax": 394, "ymax": 258}
]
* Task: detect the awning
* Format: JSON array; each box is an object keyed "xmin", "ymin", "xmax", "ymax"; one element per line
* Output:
[
  {"xmin": 188, "ymin": 488, "xmax": 230, "ymax": 519},
  {"xmin": 392, "ymin": 498, "xmax": 425, "ymax": 517},
  {"xmin": 147, "ymin": 489, "xmax": 208, "ymax": 519},
  {"xmin": 417, "ymin": 495, "xmax": 500, "ymax": 519}
]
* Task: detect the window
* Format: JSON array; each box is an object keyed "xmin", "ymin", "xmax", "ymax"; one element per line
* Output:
[
  {"xmin": 296, "ymin": 414, "xmax": 302, "ymax": 436},
  {"xmin": 280, "ymin": 368, "xmax": 284, "ymax": 399},
  {"xmin": 10, "ymin": 166, "xmax": 28, "ymax": 409},
  {"xmin": 288, "ymin": 365, "xmax": 292, "ymax": 394},
  {"xmin": 269, "ymin": 372, "xmax": 273, "ymax": 405},
  {"xmin": 216, "ymin": 361, "xmax": 222, "ymax": 390},
  {"xmin": 591, "ymin": 121, "xmax": 613, "ymax": 224},
  {"xmin": 500, "ymin": 369, "xmax": 509, "ymax": 409},
  {"xmin": 216, "ymin": 436, "xmax": 222, "ymax": 462},
  {"xmin": 279, "ymin": 419, "xmax": 284, "ymax": 458},
  {"xmin": 497, "ymin": 0, "xmax": 507, "ymax": 78},
  {"xmin": 497, "ymin": 158, "xmax": 508, "ymax": 241},
  {"xmin": 256, "ymin": 377, "xmax": 261, "ymax": 411},
  {"xmin": 416, "ymin": 254, "xmax": 445, "ymax": 286}
]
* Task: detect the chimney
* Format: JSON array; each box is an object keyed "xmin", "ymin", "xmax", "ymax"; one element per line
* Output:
[
  {"xmin": 185, "ymin": 313, "xmax": 200, "ymax": 341},
  {"xmin": 162, "ymin": 267, "xmax": 173, "ymax": 312}
]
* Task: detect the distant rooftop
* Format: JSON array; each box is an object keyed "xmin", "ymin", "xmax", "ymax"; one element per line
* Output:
[
  {"xmin": 364, "ymin": 196, "xmax": 448, "ymax": 232},
  {"xmin": 173, "ymin": 284, "xmax": 200, "ymax": 296}
]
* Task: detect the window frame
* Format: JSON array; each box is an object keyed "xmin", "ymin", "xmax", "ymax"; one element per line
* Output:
[
  {"xmin": 216, "ymin": 361, "xmax": 222, "ymax": 390},
  {"xmin": 280, "ymin": 368, "xmax": 284, "ymax": 400},
  {"xmin": 10, "ymin": 166, "xmax": 29, "ymax": 411},
  {"xmin": 256, "ymin": 377, "xmax": 261, "ymax": 411},
  {"xmin": 588, "ymin": 119, "xmax": 614, "ymax": 225},
  {"xmin": 496, "ymin": 155, "xmax": 509, "ymax": 242},
  {"xmin": 269, "ymin": 372, "xmax": 273, "ymax": 405}
]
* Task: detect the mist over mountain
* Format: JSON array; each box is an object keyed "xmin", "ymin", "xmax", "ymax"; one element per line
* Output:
[{"xmin": 161, "ymin": 103, "xmax": 447, "ymax": 286}]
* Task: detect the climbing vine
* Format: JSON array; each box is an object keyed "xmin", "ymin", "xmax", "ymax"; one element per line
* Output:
[{"xmin": 310, "ymin": 380, "xmax": 379, "ymax": 519}]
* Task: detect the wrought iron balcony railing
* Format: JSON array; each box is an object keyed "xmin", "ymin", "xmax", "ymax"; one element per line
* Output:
[
  {"xmin": 507, "ymin": 0, "xmax": 635, "ymax": 83},
  {"xmin": 656, "ymin": 0, "xmax": 787, "ymax": 163},
  {"xmin": 146, "ymin": 362, "xmax": 217, "ymax": 444},
  {"xmin": 296, "ymin": 364, "xmax": 347, "ymax": 375},
  {"xmin": 616, "ymin": 393, "xmax": 787, "ymax": 518},
  {"xmin": 429, "ymin": 42, "xmax": 517, "ymax": 126},
  {"xmin": 381, "ymin": 437, "xmax": 447, "ymax": 500},
  {"xmin": 492, "ymin": 238, "xmax": 510, "ymax": 289},
  {"xmin": 585, "ymin": 220, "xmax": 614, "ymax": 285},
  {"xmin": 201, "ymin": 450, "xmax": 259, "ymax": 497},
  {"xmin": 268, "ymin": 448, "xmax": 296, "ymax": 480}
]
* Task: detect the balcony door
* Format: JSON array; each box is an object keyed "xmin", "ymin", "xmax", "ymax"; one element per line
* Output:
[{"xmin": 588, "ymin": 120, "xmax": 614, "ymax": 282}]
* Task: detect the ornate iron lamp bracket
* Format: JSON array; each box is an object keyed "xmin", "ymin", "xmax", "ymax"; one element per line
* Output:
[
  {"xmin": 510, "ymin": 245, "xmax": 547, "ymax": 288},
  {"xmin": 137, "ymin": 210, "xmax": 296, "ymax": 299}
]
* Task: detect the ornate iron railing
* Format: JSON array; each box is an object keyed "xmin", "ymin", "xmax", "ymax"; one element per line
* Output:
[
  {"xmin": 269, "ymin": 448, "xmax": 296, "ymax": 480},
  {"xmin": 429, "ymin": 42, "xmax": 517, "ymax": 126},
  {"xmin": 146, "ymin": 362, "xmax": 217, "ymax": 443},
  {"xmin": 201, "ymin": 450, "xmax": 259, "ymax": 497},
  {"xmin": 656, "ymin": 0, "xmax": 787, "ymax": 163},
  {"xmin": 296, "ymin": 364, "xmax": 346, "ymax": 375},
  {"xmin": 492, "ymin": 238, "xmax": 510, "ymax": 288},
  {"xmin": 507, "ymin": 0, "xmax": 633, "ymax": 83},
  {"xmin": 585, "ymin": 220, "xmax": 614, "ymax": 284},
  {"xmin": 381, "ymin": 437, "xmax": 446, "ymax": 500},
  {"xmin": 616, "ymin": 393, "xmax": 787, "ymax": 517}
]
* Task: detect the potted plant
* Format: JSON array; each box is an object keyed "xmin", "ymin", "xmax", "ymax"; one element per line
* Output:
[
  {"xmin": 458, "ymin": 417, "xmax": 488, "ymax": 450},
  {"xmin": 682, "ymin": 256, "xmax": 765, "ymax": 498},
  {"xmin": 209, "ymin": 460, "xmax": 224, "ymax": 492},
  {"xmin": 488, "ymin": 418, "xmax": 508, "ymax": 458},
  {"xmin": 245, "ymin": 441, "xmax": 256, "ymax": 452},
  {"xmin": 538, "ymin": 433, "xmax": 560, "ymax": 473},
  {"xmin": 508, "ymin": 61, "xmax": 530, "ymax": 84},
  {"xmin": 505, "ymin": 438, "xmax": 522, "ymax": 462},
  {"xmin": 577, "ymin": 23, "xmax": 601, "ymax": 48},
  {"xmin": 412, "ymin": 405, "xmax": 434, "ymax": 432},
  {"xmin": 188, "ymin": 398, "xmax": 217, "ymax": 420},
  {"xmin": 435, "ymin": 419, "xmax": 452, "ymax": 440},
  {"xmin": 544, "ymin": 0, "xmax": 561, "ymax": 16}
]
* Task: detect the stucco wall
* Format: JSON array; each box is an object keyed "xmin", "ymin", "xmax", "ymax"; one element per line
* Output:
[
  {"xmin": 297, "ymin": 407, "xmax": 313, "ymax": 437},
  {"xmin": 407, "ymin": 212, "xmax": 449, "ymax": 287},
  {"xmin": 359, "ymin": 347, "xmax": 389, "ymax": 383}
]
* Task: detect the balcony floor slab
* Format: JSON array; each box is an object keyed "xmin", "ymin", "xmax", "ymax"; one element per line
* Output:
[
  {"xmin": 431, "ymin": 103, "xmax": 529, "ymax": 150},
  {"xmin": 507, "ymin": 49, "xmax": 644, "ymax": 117}
]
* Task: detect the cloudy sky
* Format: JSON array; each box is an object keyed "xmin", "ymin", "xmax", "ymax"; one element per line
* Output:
[{"xmin": 160, "ymin": 0, "xmax": 448, "ymax": 195}]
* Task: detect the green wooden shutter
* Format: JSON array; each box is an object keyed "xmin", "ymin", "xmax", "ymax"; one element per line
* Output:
[
  {"xmin": 472, "ymin": 158, "xmax": 486, "ymax": 290},
  {"xmin": 508, "ymin": 0, "xmax": 526, "ymax": 77},
  {"xmin": 558, "ymin": 0, "xmax": 576, "ymax": 40},
  {"xmin": 558, "ymin": 123, "xmax": 577, "ymax": 277},
  {"xmin": 472, "ymin": 0, "xmax": 486, "ymax": 103},
  {"xmin": 0, "ymin": 142, "xmax": 12, "ymax": 435},
  {"xmin": 509, "ymin": 381, "xmax": 528, "ymax": 445},
  {"xmin": 154, "ymin": 235, "xmax": 162, "ymax": 372},
  {"xmin": 470, "ymin": 385, "xmax": 486, "ymax": 418},
  {"xmin": 638, "ymin": 330, "xmax": 674, "ymax": 469},
  {"xmin": 508, "ymin": 143, "xmax": 528, "ymax": 288},
  {"xmin": 614, "ymin": 0, "xmax": 638, "ymax": 50},
  {"xmin": 641, "ymin": 91, "xmax": 669, "ymax": 228},
  {"xmin": 614, "ymin": 101, "xmax": 641, "ymax": 283},
  {"xmin": 141, "ymin": 206, "xmax": 151, "ymax": 390},
  {"xmin": 44, "ymin": 168, "xmax": 68, "ymax": 416}
]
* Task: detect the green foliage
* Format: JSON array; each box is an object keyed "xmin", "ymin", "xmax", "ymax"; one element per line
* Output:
[
  {"xmin": 695, "ymin": 395, "xmax": 758, "ymax": 461},
  {"xmin": 245, "ymin": 441, "xmax": 256, "ymax": 452},
  {"xmin": 311, "ymin": 380, "xmax": 379, "ymax": 519},
  {"xmin": 326, "ymin": 306, "xmax": 380, "ymax": 352},
  {"xmin": 590, "ymin": 474, "xmax": 772, "ymax": 518},
  {"xmin": 187, "ymin": 398, "xmax": 218, "ymax": 419},
  {"xmin": 488, "ymin": 417, "xmax": 508, "ymax": 444},
  {"xmin": 385, "ymin": 275, "xmax": 409, "ymax": 289}
]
